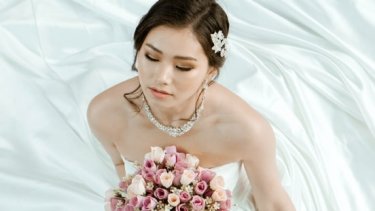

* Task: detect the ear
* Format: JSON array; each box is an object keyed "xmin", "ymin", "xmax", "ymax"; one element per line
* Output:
[{"xmin": 207, "ymin": 67, "xmax": 218, "ymax": 81}]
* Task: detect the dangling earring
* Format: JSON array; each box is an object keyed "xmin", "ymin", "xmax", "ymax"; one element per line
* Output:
[
  {"xmin": 201, "ymin": 79, "xmax": 209, "ymax": 102},
  {"xmin": 203, "ymin": 80, "xmax": 208, "ymax": 90}
]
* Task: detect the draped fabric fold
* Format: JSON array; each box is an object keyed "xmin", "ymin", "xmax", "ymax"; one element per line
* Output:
[{"xmin": 1, "ymin": 0, "xmax": 374, "ymax": 210}]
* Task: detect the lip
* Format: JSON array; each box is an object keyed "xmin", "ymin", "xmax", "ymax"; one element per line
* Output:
[
  {"xmin": 149, "ymin": 87, "xmax": 171, "ymax": 99},
  {"xmin": 149, "ymin": 87, "xmax": 171, "ymax": 95}
]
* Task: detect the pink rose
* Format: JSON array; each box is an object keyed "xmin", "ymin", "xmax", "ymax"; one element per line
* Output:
[
  {"xmin": 176, "ymin": 152, "xmax": 186, "ymax": 162},
  {"xmin": 176, "ymin": 203, "xmax": 189, "ymax": 211},
  {"xmin": 204, "ymin": 189, "xmax": 214, "ymax": 197},
  {"xmin": 191, "ymin": 195, "xmax": 205, "ymax": 211},
  {"xmin": 165, "ymin": 145, "xmax": 177, "ymax": 154},
  {"xmin": 119, "ymin": 179, "xmax": 131, "ymax": 190},
  {"xmin": 199, "ymin": 169, "xmax": 216, "ymax": 183},
  {"xmin": 194, "ymin": 181, "xmax": 208, "ymax": 195},
  {"xmin": 225, "ymin": 190, "xmax": 232, "ymax": 198},
  {"xmin": 143, "ymin": 159, "xmax": 157, "ymax": 172},
  {"xmin": 124, "ymin": 204, "xmax": 135, "ymax": 211},
  {"xmin": 110, "ymin": 197, "xmax": 124, "ymax": 210},
  {"xmin": 164, "ymin": 153, "xmax": 177, "ymax": 167},
  {"xmin": 172, "ymin": 170, "xmax": 183, "ymax": 186},
  {"xmin": 154, "ymin": 187, "xmax": 169, "ymax": 200},
  {"xmin": 141, "ymin": 169, "xmax": 155, "ymax": 182},
  {"xmin": 174, "ymin": 161, "xmax": 189, "ymax": 172},
  {"xmin": 141, "ymin": 196, "xmax": 157, "ymax": 210},
  {"xmin": 154, "ymin": 169, "xmax": 167, "ymax": 185},
  {"xmin": 220, "ymin": 198, "xmax": 232, "ymax": 210},
  {"xmin": 128, "ymin": 195, "xmax": 143, "ymax": 208},
  {"xmin": 179, "ymin": 191, "xmax": 191, "ymax": 203}
]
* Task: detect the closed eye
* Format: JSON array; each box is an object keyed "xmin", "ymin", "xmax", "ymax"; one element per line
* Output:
[
  {"xmin": 176, "ymin": 66, "xmax": 193, "ymax": 71},
  {"xmin": 146, "ymin": 53, "xmax": 192, "ymax": 71},
  {"xmin": 145, "ymin": 54, "xmax": 158, "ymax": 62}
]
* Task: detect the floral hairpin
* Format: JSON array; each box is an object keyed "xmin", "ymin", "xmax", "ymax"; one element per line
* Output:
[{"xmin": 211, "ymin": 30, "xmax": 228, "ymax": 57}]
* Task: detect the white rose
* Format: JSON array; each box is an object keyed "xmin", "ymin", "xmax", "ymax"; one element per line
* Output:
[
  {"xmin": 145, "ymin": 146, "xmax": 165, "ymax": 163},
  {"xmin": 132, "ymin": 175, "xmax": 146, "ymax": 185},
  {"xmin": 180, "ymin": 169, "xmax": 196, "ymax": 186},
  {"xmin": 185, "ymin": 154, "xmax": 199, "ymax": 168},
  {"xmin": 209, "ymin": 175, "xmax": 225, "ymax": 191},
  {"xmin": 167, "ymin": 193, "xmax": 181, "ymax": 207},
  {"xmin": 160, "ymin": 172, "xmax": 174, "ymax": 188},
  {"xmin": 127, "ymin": 176, "xmax": 146, "ymax": 198},
  {"xmin": 211, "ymin": 189, "xmax": 228, "ymax": 202}
]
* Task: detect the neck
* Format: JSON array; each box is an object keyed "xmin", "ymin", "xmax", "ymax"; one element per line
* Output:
[{"xmin": 143, "ymin": 91, "xmax": 205, "ymax": 128}]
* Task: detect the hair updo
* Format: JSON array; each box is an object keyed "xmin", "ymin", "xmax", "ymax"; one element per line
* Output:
[
  {"xmin": 124, "ymin": 0, "xmax": 230, "ymax": 115},
  {"xmin": 132, "ymin": 0, "xmax": 229, "ymax": 71}
]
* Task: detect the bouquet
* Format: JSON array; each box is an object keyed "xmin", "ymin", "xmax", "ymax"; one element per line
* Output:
[{"xmin": 105, "ymin": 145, "xmax": 232, "ymax": 211}]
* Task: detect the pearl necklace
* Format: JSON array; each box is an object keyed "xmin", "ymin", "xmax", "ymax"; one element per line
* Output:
[{"xmin": 142, "ymin": 88, "xmax": 206, "ymax": 138}]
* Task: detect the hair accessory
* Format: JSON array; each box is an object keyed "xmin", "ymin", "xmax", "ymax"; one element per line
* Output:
[{"xmin": 211, "ymin": 30, "xmax": 228, "ymax": 57}]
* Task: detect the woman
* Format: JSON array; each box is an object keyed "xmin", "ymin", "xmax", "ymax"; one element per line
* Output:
[{"xmin": 87, "ymin": 0, "xmax": 295, "ymax": 210}]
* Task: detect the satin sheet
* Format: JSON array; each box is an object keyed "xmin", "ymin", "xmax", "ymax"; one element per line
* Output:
[{"xmin": 0, "ymin": 0, "xmax": 374, "ymax": 210}]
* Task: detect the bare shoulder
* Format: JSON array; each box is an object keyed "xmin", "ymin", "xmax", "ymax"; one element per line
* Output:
[
  {"xmin": 86, "ymin": 76, "xmax": 140, "ymax": 164},
  {"xmin": 211, "ymin": 83, "xmax": 275, "ymax": 157},
  {"xmin": 213, "ymin": 86, "xmax": 295, "ymax": 210},
  {"xmin": 87, "ymin": 77, "xmax": 138, "ymax": 132}
]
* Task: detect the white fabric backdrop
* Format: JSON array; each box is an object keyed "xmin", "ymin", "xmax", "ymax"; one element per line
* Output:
[{"xmin": 1, "ymin": 0, "xmax": 374, "ymax": 210}]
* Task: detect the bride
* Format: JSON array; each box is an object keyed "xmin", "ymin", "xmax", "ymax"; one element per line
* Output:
[{"xmin": 87, "ymin": 0, "xmax": 295, "ymax": 210}]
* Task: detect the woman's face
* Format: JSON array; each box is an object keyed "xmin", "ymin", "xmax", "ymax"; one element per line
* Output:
[{"xmin": 135, "ymin": 25, "xmax": 216, "ymax": 108}]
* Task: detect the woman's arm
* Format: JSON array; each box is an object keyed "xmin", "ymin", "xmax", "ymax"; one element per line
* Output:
[
  {"xmin": 87, "ymin": 95, "xmax": 127, "ymax": 180},
  {"xmin": 241, "ymin": 115, "xmax": 295, "ymax": 211}
]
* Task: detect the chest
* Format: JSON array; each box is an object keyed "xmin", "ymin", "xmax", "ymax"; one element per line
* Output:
[{"xmin": 114, "ymin": 113, "xmax": 236, "ymax": 168}]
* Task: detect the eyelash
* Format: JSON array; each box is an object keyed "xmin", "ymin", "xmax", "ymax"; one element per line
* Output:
[
  {"xmin": 145, "ymin": 54, "xmax": 158, "ymax": 62},
  {"xmin": 145, "ymin": 54, "xmax": 193, "ymax": 71}
]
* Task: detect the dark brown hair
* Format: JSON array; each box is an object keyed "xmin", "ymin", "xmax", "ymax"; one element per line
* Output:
[{"xmin": 124, "ymin": 0, "xmax": 229, "ymax": 120}]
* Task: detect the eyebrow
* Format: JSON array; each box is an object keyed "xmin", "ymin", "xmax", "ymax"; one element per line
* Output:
[{"xmin": 145, "ymin": 43, "xmax": 197, "ymax": 61}]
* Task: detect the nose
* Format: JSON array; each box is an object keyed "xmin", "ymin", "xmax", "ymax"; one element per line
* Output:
[{"xmin": 155, "ymin": 63, "xmax": 173, "ymax": 85}]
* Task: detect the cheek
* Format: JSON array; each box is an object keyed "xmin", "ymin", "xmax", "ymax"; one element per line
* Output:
[
  {"xmin": 176, "ymin": 69, "xmax": 206, "ymax": 88},
  {"xmin": 137, "ymin": 57, "xmax": 147, "ymax": 73},
  {"xmin": 175, "ymin": 80, "xmax": 203, "ymax": 97},
  {"xmin": 137, "ymin": 57, "xmax": 154, "ymax": 79},
  {"xmin": 136, "ymin": 59, "xmax": 150, "ymax": 88}
]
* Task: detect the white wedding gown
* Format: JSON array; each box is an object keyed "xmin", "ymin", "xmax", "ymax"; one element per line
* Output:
[{"xmin": 1, "ymin": 0, "xmax": 374, "ymax": 211}]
